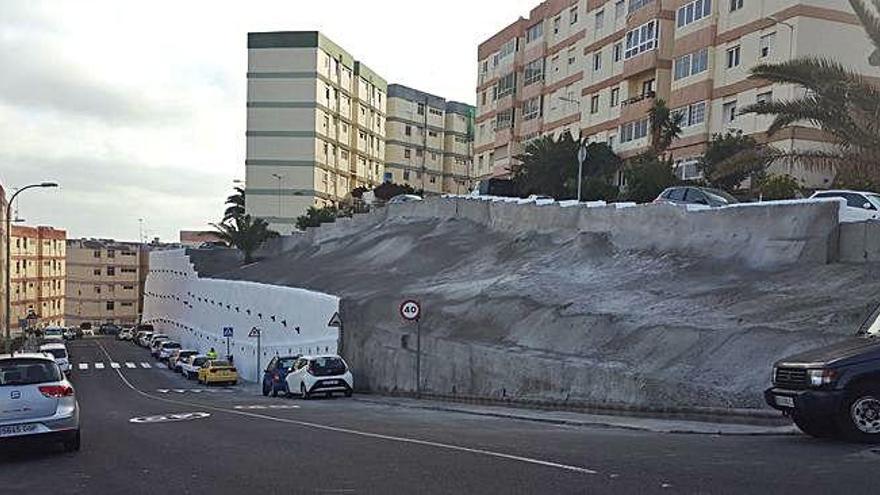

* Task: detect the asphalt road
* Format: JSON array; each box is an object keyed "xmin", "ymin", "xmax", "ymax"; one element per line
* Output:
[{"xmin": 2, "ymin": 337, "xmax": 880, "ymax": 494}]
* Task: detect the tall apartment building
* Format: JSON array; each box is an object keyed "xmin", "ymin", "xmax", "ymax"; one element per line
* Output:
[
  {"xmin": 475, "ymin": 0, "xmax": 875, "ymax": 187},
  {"xmin": 246, "ymin": 31, "xmax": 388, "ymax": 233},
  {"xmin": 10, "ymin": 225, "xmax": 66, "ymax": 332},
  {"xmin": 385, "ymin": 84, "xmax": 476, "ymax": 194},
  {"xmin": 65, "ymin": 239, "xmax": 147, "ymax": 328}
]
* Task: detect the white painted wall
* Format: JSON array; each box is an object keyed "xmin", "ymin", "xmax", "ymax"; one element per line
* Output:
[{"xmin": 141, "ymin": 249, "xmax": 340, "ymax": 382}]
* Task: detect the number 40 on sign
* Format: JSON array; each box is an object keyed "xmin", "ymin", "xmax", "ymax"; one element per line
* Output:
[{"xmin": 400, "ymin": 300, "xmax": 421, "ymax": 321}]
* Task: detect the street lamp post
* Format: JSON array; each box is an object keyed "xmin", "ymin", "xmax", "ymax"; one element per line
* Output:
[
  {"xmin": 558, "ymin": 96, "xmax": 586, "ymax": 202},
  {"xmin": 270, "ymin": 173, "xmax": 283, "ymax": 221},
  {"xmin": 5, "ymin": 182, "xmax": 59, "ymax": 354},
  {"xmin": 769, "ymin": 15, "xmax": 796, "ymax": 169}
]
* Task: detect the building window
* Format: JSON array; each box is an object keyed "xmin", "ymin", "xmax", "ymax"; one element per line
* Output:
[
  {"xmin": 403, "ymin": 170, "xmax": 411, "ymax": 180},
  {"xmin": 107, "ymin": 267, "xmax": 115, "ymax": 276},
  {"xmin": 526, "ymin": 22, "xmax": 543, "ymax": 43},
  {"xmin": 107, "ymin": 250, "xmax": 115, "ymax": 258},
  {"xmin": 405, "ymin": 125, "xmax": 412, "ymax": 136},
  {"xmin": 524, "ymin": 58, "xmax": 545, "ymax": 86},
  {"xmin": 570, "ymin": 6, "xmax": 579, "ymax": 24},
  {"xmin": 729, "ymin": 0, "xmax": 743, "ymax": 12},
  {"xmin": 593, "ymin": 52, "xmax": 602, "ymax": 71},
  {"xmin": 498, "ymin": 38, "xmax": 517, "ymax": 61},
  {"xmin": 93, "ymin": 250, "xmax": 101, "ymax": 258},
  {"xmin": 553, "ymin": 16, "xmax": 561, "ymax": 34},
  {"xmin": 615, "ymin": 0, "xmax": 626, "ymax": 19},
  {"xmin": 610, "ymin": 87, "xmax": 620, "ymax": 107},
  {"xmin": 628, "ymin": 0, "xmax": 653, "ymax": 14},
  {"xmin": 595, "ymin": 9, "xmax": 605, "ymax": 30},
  {"xmin": 760, "ymin": 32, "xmax": 776, "ymax": 58},
  {"xmin": 723, "ymin": 100, "xmax": 738, "ymax": 123},
  {"xmin": 404, "ymin": 149, "xmax": 412, "ymax": 159},
  {"xmin": 522, "ymin": 96, "xmax": 543, "ymax": 121},
  {"xmin": 674, "ymin": 101, "xmax": 707, "ymax": 126},
  {"xmin": 613, "ymin": 42, "xmax": 623, "ymax": 62},
  {"xmin": 416, "ymin": 149, "xmax": 424, "ymax": 157},
  {"xmin": 417, "ymin": 103, "xmax": 425, "ymax": 115},
  {"xmin": 677, "ymin": 0, "xmax": 712, "ymax": 29},
  {"xmin": 496, "ymin": 72, "xmax": 516, "ymax": 98},
  {"xmin": 642, "ymin": 78, "xmax": 656, "ymax": 95},
  {"xmin": 590, "ymin": 95, "xmax": 600, "ymax": 114},
  {"xmin": 568, "ymin": 48, "xmax": 576, "ymax": 65},
  {"xmin": 494, "ymin": 109, "xmax": 514, "ymax": 130},
  {"xmin": 106, "ymin": 301, "xmax": 115, "ymax": 311},
  {"xmin": 726, "ymin": 45, "xmax": 741, "ymax": 68},
  {"xmin": 620, "ymin": 118, "xmax": 649, "ymax": 143},
  {"xmin": 756, "ymin": 91, "xmax": 772, "ymax": 104},
  {"xmin": 673, "ymin": 48, "xmax": 709, "ymax": 80},
  {"xmin": 624, "ymin": 21, "xmax": 659, "ymax": 59},
  {"xmin": 95, "ymin": 286, "xmax": 101, "ymax": 294},
  {"xmin": 429, "ymin": 176, "xmax": 436, "ymax": 184}
]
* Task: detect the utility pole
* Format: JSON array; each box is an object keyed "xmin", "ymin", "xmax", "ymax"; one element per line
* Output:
[{"xmin": 271, "ymin": 173, "xmax": 283, "ymax": 221}]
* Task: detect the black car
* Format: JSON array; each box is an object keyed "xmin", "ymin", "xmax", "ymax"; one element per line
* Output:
[
  {"xmin": 99, "ymin": 323, "xmax": 121, "ymax": 336},
  {"xmin": 655, "ymin": 186, "xmax": 739, "ymax": 207},
  {"xmin": 262, "ymin": 355, "xmax": 301, "ymax": 397},
  {"xmin": 766, "ymin": 305, "xmax": 880, "ymax": 442}
]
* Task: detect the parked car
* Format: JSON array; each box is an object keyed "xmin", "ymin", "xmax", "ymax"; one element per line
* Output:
[
  {"xmin": 168, "ymin": 350, "xmax": 198, "ymax": 372},
  {"xmin": 156, "ymin": 341, "xmax": 181, "ymax": 361},
  {"xmin": 40, "ymin": 335, "xmax": 65, "ymax": 346},
  {"xmin": 810, "ymin": 190, "xmax": 880, "ymax": 223},
  {"xmin": 285, "ymin": 355, "xmax": 353, "ymax": 399},
  {"xmin": 654, "ymin": 186, "xmax": 739, "ymax": 207},
  {"xmin": 470, "ymin": 178, "xmax": 517, "ymax": 198},
  {"xmin": 117, "ymin": 328, "xmax": 133, "ymax": 341},
  {"xmin": 99, "ymin": 323, "xmax": 121, "ymax": 336},
  {"xmin": 42, "ymin": 328, "xmax": 64, "ymax": 340},
  {"xmin": 197, "ymin": 360, "xmax": 238, "ymax": 386},
  {"xmin": 0, "ymin": 353, "xmax": 80, "ymax": 452},
  {"xmin": 262, "ymin": 355, "xmax": 301, "ymax": 397},
  {"xmin": 137, "ymin": 332, "xmax": 154, "ymax": 347},
  {"xmin": 181, "ymin": 355, "xmax": 209, "ymax": 380},
  {"xmin": 147, "ymin": 334, "xmax": 168, "ymax": 347},
  {"xmin": 387, "ymin": 194, "xmax": 423, "ymax": 204},
  {"xmin": 150, "ymin": 338, "xmax": 171, "ymax": 358},
  {"xmin": 62, "ymin": 328, "xmax": 76, "ymax": 341},
  {"xmin": 80, "ymin": 329, "xmax": 95, "ymax": 338},
  {"xmin": 766, "ymin": 304, "xmax": 880, "ymax": 442},
  {"xmin": 38, "ymin": 343, "xmax": 71, "ymax": 376}
]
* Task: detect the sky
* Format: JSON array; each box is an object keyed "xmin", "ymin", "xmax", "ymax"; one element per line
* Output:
[{"xmin": 0, "ymin": 0, "xmax": 538, "ymax": 242}]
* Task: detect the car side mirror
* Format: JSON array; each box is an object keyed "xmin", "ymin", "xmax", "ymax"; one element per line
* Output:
[{"xmin": 864, "ymin": 202, "xmax": 875, "ymax": 210}]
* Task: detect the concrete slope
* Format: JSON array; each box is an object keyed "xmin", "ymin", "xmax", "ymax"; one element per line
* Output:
[{"xmin": 207, "ymin": 202, "xmax": 878, "ymax": 411}]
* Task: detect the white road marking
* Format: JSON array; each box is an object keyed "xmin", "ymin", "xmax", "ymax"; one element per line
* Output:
[
  {"xmin": 110, "ymin": 362, "xmax": 121, "ymax": 369},
  {"xmin": 95, "ymin": 340, "xmax": 598, "ymax": 477},
  {"xmin": 140, "ymin": 362, "xmax": 151, "ymax": 368},
  {"xmin": 125, "ymin": 362, "xmax": 136, "ymax": 368},
  {"xmin": 157, "ymin": 389, "xmax": 170, "ymax": 394},
  {"xmin": 173, "ymin": 389, "xmax": 186, "ymax": 394},
  {"xmin": 78, "ymin": 363, "xmax": 89, "ymax": 370},
  {"xmin": 94, "ymin": 363, "xmax": 105, "ymax": 369}
]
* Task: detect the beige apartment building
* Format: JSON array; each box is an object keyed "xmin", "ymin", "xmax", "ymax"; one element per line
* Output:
[
  {"xmin": 246, "ymin": 31, "xmax": 388, "ymax": 233},
  {"xmin": 385, "ymin": 84, "xmax": 476, "ymax": 194},
  {"xmin": 65, "ymin": 239, "xmax": 147, "ymax": 328},
  {"xmin": 10, "ymin": 225, "xmax": 66, "ymax": 332},
  {"xmin": 475, "ymin": 0, "xmax": 876, "ymax": 187}
]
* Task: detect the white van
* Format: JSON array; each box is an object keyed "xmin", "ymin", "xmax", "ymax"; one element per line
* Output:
[{"xmin": 39, "ymin": 343, "xmax": 71, "ymax": 375}]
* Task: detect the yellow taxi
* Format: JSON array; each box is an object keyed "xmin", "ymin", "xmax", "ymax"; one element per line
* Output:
[{"xmin": 197, "ymin": 359, "xmax": 238, "ymax": 386}]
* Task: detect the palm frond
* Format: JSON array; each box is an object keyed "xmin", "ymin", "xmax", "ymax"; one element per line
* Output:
[{"xmin": 852, "ymin": 0, "xmax": 880, "ymax": 52}]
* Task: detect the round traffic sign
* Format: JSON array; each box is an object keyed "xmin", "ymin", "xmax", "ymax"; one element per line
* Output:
[{"xmin": 400, "ymin": 300, "xmax": 421, "ymax": 321}]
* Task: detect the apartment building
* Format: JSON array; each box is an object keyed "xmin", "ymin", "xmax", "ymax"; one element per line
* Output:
[
  {"xmin": 475, "ymin": 0, "xmax": 875, "ymax": 187},
  {"xmin": 10, "ymin": 225, "xmax": 66, "ymax": 332},
  {"xmin": 65, "ymin": 239, "xmax": 147, "ymax": 328},
  {"xmin": 385, "ymin": 84, "xmax": 476, "ymax": 194},
  {"xmin": 246, "ymin": 31, "xmax": 388, "ymax": 233}
]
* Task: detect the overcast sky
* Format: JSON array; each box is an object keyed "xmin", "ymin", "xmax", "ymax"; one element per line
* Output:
[{"xmin": 0, "ymin": 0, "xmax": 537, "ymax": 242}]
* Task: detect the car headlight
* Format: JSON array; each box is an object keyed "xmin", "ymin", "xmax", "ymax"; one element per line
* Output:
[{"xmin": 807, "ymin": 369, "xmax": 838, "ymax": 387}]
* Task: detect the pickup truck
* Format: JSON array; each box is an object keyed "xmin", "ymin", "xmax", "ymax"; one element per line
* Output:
[{"xmin": 766, "ymin": 305, "xmax": 880, "ymax": 442}]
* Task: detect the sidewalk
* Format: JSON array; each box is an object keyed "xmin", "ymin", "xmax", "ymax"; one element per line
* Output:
[{"xmin": 353, "ymin": 395, "xmax": 799, "ymax": 436}]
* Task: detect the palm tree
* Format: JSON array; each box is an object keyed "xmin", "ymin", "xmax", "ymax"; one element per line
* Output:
[
  {"xmin": 511, "ymin": 131, "xmax": 581, "ymax": 199},
  {"xmin": 223, "ymin": 187, "xmax": 246, "ymax": 222},
  {"xmin": 741, "ymin": 0, "xmax": 880, "ymax": 187},
  {"xmin": 211, "ymin": 214, "xmax": 278, "ymax": 264},
  {"xmin": 648, "ymin": 99, "xmax": 684, "ymax": 156}
]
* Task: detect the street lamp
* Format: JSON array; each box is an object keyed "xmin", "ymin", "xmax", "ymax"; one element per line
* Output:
[
  {"xmin": 557, "ymin": 95, "xmax": 586, "ymax": 202},
  {"xmin": 768, "ymin": 15, "xmax": 796, "ymax": 166},
  {"xmin": 270, "ymin": 173, "xmax": 283, "ymax": 221},
  {"xmin": 5, "ymin": 182, "xmax": 59, "ymax": 353}
]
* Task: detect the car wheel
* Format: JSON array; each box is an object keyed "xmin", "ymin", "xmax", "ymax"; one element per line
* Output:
[
  {"xmin": 837, "ymin": 385, "xmax": 880, "ymax": 443},
  {"xmin": 325, "ymin": 392, "xmax": 332, "ymax": 399},
  {"xmin": 301, "ymin": 383, "xmax": 310, "ymax": 400},
  {"xmin": 262, "ymin": 382, "xmax": 270, "ymax": 397},
  {"xmin": 791, "ymin": 411, "xmax": 838, "ymax": 439},
  {"xmin": 63, "ymin": 430, "xmax": 81, "ymax": 452},
  {"xmin": 344, "ymin": 390, "xmax": 353, "ymax": 398}
]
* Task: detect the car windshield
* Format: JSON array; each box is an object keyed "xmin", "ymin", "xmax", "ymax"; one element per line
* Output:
[
  {"xmin": 44, "ymin": 329, "xmax": 63, "ymax": 336},
  {"xmin": 864, "ymin": 307, "xmax": 880, "ymax": 336},
  {"xmin": 42, "ymin": 348, "xmax": 67, "ymax": 360},
  {"xmin": 703, "ymin": 188, "xmax": 738, "ymax": 204},
  {"xmin": 192, "ymin": 358, "xmax": 208, "ymax": 367},
  {"xmin": 279, "ymin": 358, "xmax": 298, "ymax": 369},
  {"xmin": 309, "ymin": 357, "xmax": 347, "ymax": 376},
  {"xmin": 162, "ymin": 342, "xmax": 180, "ymax": 349},
  {"xmin": 0, "ymin": 359, "xmax": 62, "ymax": 386}
]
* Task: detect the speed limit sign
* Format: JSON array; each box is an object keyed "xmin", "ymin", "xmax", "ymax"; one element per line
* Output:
[{"xmin": 400, "ymin": 300, "xmax": 421, "ymax": 321}]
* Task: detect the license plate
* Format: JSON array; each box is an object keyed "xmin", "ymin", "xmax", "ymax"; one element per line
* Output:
[
  {"xmin": 0, "ymin": 424, "xmax": 38, "ymax": 437},
  {"xmin": 326, "ymin": 380, "xmax": 340, "ymax": 385},
  {"xmin": 775, "ymin": 395, "xmax": 795, "ymax": 408}
]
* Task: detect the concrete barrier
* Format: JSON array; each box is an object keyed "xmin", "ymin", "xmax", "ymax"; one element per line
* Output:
[{"xmin": 840, "ymin": 221, "xmax": 880, "ymax": 262}]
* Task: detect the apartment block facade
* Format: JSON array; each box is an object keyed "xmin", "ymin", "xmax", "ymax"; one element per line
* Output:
[
  {"xmin": 385, "ymin": 84, "xmax": 476, "ymax": 195},
  {"xmin": 246, "ymin": 31, "xmax": 388, "ymax": 233},
  {"xmin": 10, "ymin": 225, "xmax": 66, "ymax": 332},
  {"xmin": 475, "ymin": 0, "xmax": 875, "ymax": 187},
  {"xmin": 65, "ymin": 239, "xmax": 147, "ymax": 328}
]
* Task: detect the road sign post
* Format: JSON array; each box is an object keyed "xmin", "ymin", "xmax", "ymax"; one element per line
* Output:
[
  {"xmin": 400, "ymin": 300, "xmax": 422, "ymax": 398},
  {"xmin": 577, "ymin": 142, "xmax": 588, "ymax": 203},
  {"xmin": 223, "ymin": 327, "xmax": 234, "ymax": 360},
  {"xmin": 249, "ymin": 327, "xmax": 261, "ymax": 383},
  {"xmin": 328, "ymin": 312, "xmax": 343, "ymax": 354}
]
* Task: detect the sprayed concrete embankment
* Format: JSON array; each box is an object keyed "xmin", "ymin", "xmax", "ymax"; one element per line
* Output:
[{"xmin": 199, "ymin": 198, "xmax": 880, "ymax": 411}]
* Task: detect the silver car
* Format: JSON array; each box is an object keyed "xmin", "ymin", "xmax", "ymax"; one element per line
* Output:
[{"xmin": 0, "ymin": 353, "xmax": 80, "ymax": 452}]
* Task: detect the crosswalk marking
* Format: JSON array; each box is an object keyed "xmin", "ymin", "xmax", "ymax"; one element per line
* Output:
[
  {"xmin": 140, "ymin": 362, "xmax": 151, "ymax": 368},
  {"xmin": 110, "ymin": 362, "xmax": 121, "ymax": 369},
  {"xmin": 94, "ymin": 363, "xmax": 105, "ymax": 369},
  {"xmin": 125, "ymin": 362, "xmax": 136, "ymax": 368},
  {"xmin": 78, "ymin": 363, "xmax": 89, "ymax": 370}
]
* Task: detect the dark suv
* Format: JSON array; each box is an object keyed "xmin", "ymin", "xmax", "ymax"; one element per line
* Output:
[
  {"xmin": 262, "ymin": 355, "xmax": 301, "ymax": 397},
  {"xmin": 766, "ymin": 305, "xmax": 880, "ymax": 442},
  {"xmin": 655, "ymin": 186, "xmax": 739, "ymax": 207}
]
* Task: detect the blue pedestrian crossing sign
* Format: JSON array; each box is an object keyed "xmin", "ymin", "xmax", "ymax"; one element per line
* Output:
[{"xmin": 223, "ymin": 327, "xmax": 234, "ymax": 338}]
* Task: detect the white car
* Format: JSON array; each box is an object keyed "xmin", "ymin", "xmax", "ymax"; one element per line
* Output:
[
  {"xmin": 180, "ymin": 355, "xmax": 209, "ymax": 380},
  {"xmin": 157, "ymin": 341, "xmax": 181, "ymax": 361},
  {"xmin": 0, "ymin": 353, "xmax": 80, "ymax": 452},
  {"xmin": 168, "ymin": 350, "xmax": 199, "ymax": 372},
  {"xmin": 285, "ymin": 355, "xmax": 353, "ymax": 399},
  {"xmin": 39, "ymin": 343, "xmax": 71, "ymax": 376},
  {"xmin": 811, "ymin": 190, "xmax": 880, "ymax": 223},
  {"xmin": 81, "ymin": 329, "xmax": 95, "ymax": 337}
]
